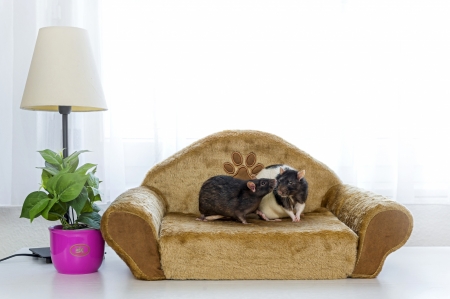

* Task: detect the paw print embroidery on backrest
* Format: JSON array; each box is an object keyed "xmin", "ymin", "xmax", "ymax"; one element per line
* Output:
[{"xmin": 223, "ymin": 151, "xmax": 264, "ymax": 180}]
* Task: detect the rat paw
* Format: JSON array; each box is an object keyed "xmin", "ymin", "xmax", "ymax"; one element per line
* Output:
[
  {"xmin": 223, "ymin": 151, "xmax": 264, "ymax": 180},
  {"xmin": 257, "ymin": 209, "xmax": 281, "ymax": 222}
]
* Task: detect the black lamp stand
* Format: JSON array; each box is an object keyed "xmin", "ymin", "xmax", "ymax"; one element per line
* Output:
[
  {"xmin": 59, "ymin": 105, "xmax": 72, "ymax": 226},
  {"xmin": 58, "ymin": 105, "xmax": 71, "ymax": 158}
]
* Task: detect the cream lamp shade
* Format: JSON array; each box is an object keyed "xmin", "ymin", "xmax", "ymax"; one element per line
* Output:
[{"xmin": 20, "ymin": 26, "xmax": 107, "ymax": 112}]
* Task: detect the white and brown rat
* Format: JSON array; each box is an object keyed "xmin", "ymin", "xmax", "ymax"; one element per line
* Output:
[{"xmin": 256, "ymin": 164, "xmax": 308, "ymax": 222}]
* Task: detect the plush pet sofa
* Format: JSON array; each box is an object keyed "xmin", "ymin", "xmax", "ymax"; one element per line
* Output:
[{"xmin": 100, "ymin": 130, "xmax": 413, "ymax": 280}]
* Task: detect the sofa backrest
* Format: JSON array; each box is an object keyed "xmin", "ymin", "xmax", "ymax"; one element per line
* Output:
[{"xmin": 141, "ymin": 130, "xmax": 341, "ymax": 215}]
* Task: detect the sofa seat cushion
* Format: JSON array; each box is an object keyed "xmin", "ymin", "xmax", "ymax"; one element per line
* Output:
[{"xmin": 159, "ymin": 209, "xmax": 358, "ymax": 280}]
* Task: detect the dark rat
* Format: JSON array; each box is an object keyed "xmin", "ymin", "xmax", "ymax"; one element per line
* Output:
[
  {"xmin": 197, "ymin": 175, "xmax": 277, "ymax": 224},
  {"xmin": 256, "ymin": 164, "xmax": 308, "ymax": 222}
]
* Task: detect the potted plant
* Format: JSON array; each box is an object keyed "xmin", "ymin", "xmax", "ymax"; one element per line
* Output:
[{"xmin": 20, "ymin": 149, "xmax": 105, "ymax": 274}]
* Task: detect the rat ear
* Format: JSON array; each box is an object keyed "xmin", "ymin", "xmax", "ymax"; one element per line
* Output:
[
  {"xmin": 280, "ymin": 167, "xmax": 285, "ymax": 174},
  {"xmin": 297, "ymin": 170, "xmax": 306, "ymax": 180},
  {"xmin": 247, "ymin": 181, "xmax": 256, "ymax": 192}
]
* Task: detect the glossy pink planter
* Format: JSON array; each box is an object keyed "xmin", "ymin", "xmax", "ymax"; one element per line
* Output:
[{"xmin": 49, "ymin": 225, "xmax": 105, "ymax": 274}]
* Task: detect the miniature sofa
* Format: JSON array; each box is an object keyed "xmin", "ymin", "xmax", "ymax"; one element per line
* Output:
[{"xmin": 100, "ymin": 130, "xmax": 413, "ymax": 280}]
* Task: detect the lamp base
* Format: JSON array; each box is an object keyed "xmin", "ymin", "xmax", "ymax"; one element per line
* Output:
[{"xmin": 29, "ymin": 247, "xmax": 52, "ymax": 264}]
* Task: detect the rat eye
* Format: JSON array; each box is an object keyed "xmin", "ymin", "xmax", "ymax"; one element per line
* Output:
[
  {"xmin": 261, "ymin": 181, "xmax": 266, "ymax": 186},
  {"xmin": 288, "ymin": 180, "xmax": 292, "ymax": 185}
]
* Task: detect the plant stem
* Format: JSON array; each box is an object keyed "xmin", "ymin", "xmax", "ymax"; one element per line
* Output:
[{"xmin": 60, "ymin": 217, "xmax": 69, "ymax": 229}]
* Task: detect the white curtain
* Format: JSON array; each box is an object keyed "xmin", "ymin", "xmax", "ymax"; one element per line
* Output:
[
  {"xmin": 100, "ymin": 0, "xmax": 450, "ymax": 204},
  {"xmin": 2, "ymin": 0, "xmax": 449, "ymax": 206},
  {"xmin": 0, "ymin": 0, "xmax": 104, "ymax": 205}
]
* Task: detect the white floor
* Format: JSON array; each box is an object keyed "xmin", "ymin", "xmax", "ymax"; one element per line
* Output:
[{"xmin": 1, "ymin": 246, "xmax": 449, "ymax": 299}]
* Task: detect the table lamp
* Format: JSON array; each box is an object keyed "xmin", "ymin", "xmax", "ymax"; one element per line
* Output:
[{"xmin": 20, "ymin": 26, "xmax": 107, "ymax": 158}]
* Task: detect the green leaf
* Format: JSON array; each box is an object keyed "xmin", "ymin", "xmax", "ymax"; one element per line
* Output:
[
  {"xmin": 93, "ymin": 194, "xmax": 102, "ymax": 203},
  {"xmin": 88, "ymin": 186, "xmax": 101, "ymax": 197},
  {"xmin": 61, "ymin": 150, "xmax": 89, "ymax": 173},
  {"xmin": 20, "ymin": 191, "xmax": 49, "ymax": 221},
  {"xmin": 87, "ymin": 171, "xmax": 100, "ymax": 188},
  {"xmin": 46, "ymin": 172, "xmax": 64, "ymax": 194},
  {"xmin": 77, "ymin": 212, "xmax": 101, "ymax": 229},
  {"xmin": 81, "ymin": 200, "xmax": 93, "ymax": 213},
  {"xmin": 58, "ymin": 163, "xmax": 78, "ymax": 175},
  {"xmin": 70, "ymin": 187, "xmax": 88, "ymax": 217},
  {"xmin": 38, "ymin": 149, "xmax": 63, "ymax": 166},
  {"xmin": 55, "ymin": 173, "xmax": 88, "ymax": 202},
  {"xmin": 46, "ymin": 202, "xmax": 68, "ymax": 221},
  {"xmin": 40, "ymin": 169, "xmax": 52, "ymax": 190},
  {"xmin": 36, "ymin": 165, "xmax": 58, "ymax": 176},
  {"xmin": 41, "ymin": 196, "xmax": 59, "ymax": 220},
  {"xmin": 75, "ymin": 163, "xmax": 97, "ymax": 176},
  {"xmin": 45, "ymin": 161, "xmax": 61, "ymax": 172},
  {"xmin": 37, "ymin": 167, "xmax": 57, "ymax": 176},
  {"xmin": 81, "ymin": 200, "xmax": 101, "ymax": 214},
  {"xmin": 29, "ymin": 198, "xmax": 50, "ymax": 222},
  {"xmin": 47, "ymin": 212, "xmax": 64, "ymax": 221},
  {"xmin": 64, "ymin": 150, "xmax": 89, "ymax": 165},
  {"xmin": 92, "ymin": 203, "xmax": 101, "ymax": 213},
  {"xmin": 87, "ymin": 185, "xmax": 102, "ymax": 203},
  {"xmin": 63, "ymin": 156, "xmax": 79, "ymax": 173}
]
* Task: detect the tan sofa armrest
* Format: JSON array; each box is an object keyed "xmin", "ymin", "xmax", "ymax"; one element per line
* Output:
[
  {"xmin": 101, "ymin": 186, "xmax": 167, "ymax": 280},
  {"xmin": 324, "ymin": 184, "xmax": 413, "ymax": 278}
]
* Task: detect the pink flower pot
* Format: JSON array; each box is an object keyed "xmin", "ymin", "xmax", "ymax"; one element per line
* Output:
[{"xmin": 49, "ymin": 225, "xmax": 105, "ymax": 274}]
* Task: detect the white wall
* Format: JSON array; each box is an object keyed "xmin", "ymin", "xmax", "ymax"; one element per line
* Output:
[
  {"xmin": 1, "ymin": 204, "xmax": 448, "ymax": 259},
  {"xmin": 405, "ymin": 205, "xmax": 450, "ymax": 246},
  {"xmin": 1, "ymin": 206, "xmax": 50, "ymax": 257}
]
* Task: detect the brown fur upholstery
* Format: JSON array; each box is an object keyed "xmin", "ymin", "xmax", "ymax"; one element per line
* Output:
[
  {"xmin": 101, "ymin": 130, "xmax": 413, "ymax": 280},
  {"xmin": 160, "ymin": 210, "xmax": 357, "ymax": 280},
  {"xmin": 324, "ymin": 184, "xmax": 414, "ymax": 278},
  {"xmin": 141, "ymin": 130, "xmax": 341, "ymax": 214},
  {"xmin": 100, "ymin": 186, "xmax": 166, "ymax": 280}
]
